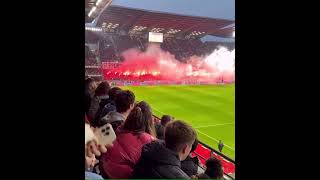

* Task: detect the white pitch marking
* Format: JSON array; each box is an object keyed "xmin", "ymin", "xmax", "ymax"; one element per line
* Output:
[
  {"xmin": 196, "ymin": 129, "xmax": 235, "ymax": 151},
  {"xmin": 152, "ymin": 107, "xmax": 166, "ymax": 115},
  {"xmin": 151, "ymin": 107, "xmax": 235, "ymax": 151},
  {"xmin": 194, "ymin": 122, "xmax": 234, "ymax": 129}
]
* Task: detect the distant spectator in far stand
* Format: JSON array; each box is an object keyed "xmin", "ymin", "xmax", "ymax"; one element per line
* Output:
[
  {"xmin": 131, "ymin": 120, "xmax": 197, "ymax": 179},
  {"xmin": 91, "ymin": 87, "xmax": 122, "ymax": 127},
  {"xmin": 99, "ymin": 101, "xmax": 156, "ymax": 179},
  {"xmin": 88, "ymin": 81, "xmax": 111, "ymax": 121},
  {"xmin": 197, "ymin": 158, "xmax": 224, "ymax": 180},
  {"xmin": 155, "ymin": 115, "xmax": 173, "ymax": 140},
  {"xmin": 85, "ymin": 78, "xmax": 96, "ymax": 117},
  {"xmin": 181, "ymin": 138, "xmax": 199, "ymax": 177},
  {"xmin": 218, "ymin": 140, "xmax": 224, "ymax": 153}
]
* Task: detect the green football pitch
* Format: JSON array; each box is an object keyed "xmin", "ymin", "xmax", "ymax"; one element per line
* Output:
[{"xmin": 122, "ymin": 84, "xmax": 235, "ymax": 160}]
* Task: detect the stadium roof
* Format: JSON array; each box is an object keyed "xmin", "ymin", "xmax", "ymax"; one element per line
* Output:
[
  {"xmin": 111, "ymin": 0, "xmax": 234, "ymax": 21},
  {"xmin": 93, "ymin": 5, "xmax": 234, "ymax": 39}
]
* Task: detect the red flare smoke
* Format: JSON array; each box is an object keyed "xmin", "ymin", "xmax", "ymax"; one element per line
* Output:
[{"xmin": 104, "ymin": 44, "xmax": 235, "ymax": 83}]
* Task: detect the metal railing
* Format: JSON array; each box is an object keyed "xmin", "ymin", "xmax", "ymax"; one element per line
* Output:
[{"xmin": 194, "ymin": 140, "xmax": 235, "ymax": 180}]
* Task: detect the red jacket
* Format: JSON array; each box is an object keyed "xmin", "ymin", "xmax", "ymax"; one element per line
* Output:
[{"xmin": 100, "ymin": 130, "xmax": 154, "ymax": 179}]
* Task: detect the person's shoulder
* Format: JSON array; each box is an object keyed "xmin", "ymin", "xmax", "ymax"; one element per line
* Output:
[
  {"xmin": 155, "ymin": 164, "xmax": 190, "ymax": 179},
  {"xmin": 173, "ymin": 166, "xmax": 191, "ymax": 179},
  {"xmin": 197, "ymin": 173, "xmax": 211, "ymax": 179},
  {"xmin": 139, "ymin": 132, "xmax": 155, "ymax": 142}
]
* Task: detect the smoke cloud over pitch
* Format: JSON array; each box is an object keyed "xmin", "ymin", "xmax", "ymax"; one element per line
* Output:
[{"xmin": 106, "ymin": 44, "xmax": 235, "ymax": 83}]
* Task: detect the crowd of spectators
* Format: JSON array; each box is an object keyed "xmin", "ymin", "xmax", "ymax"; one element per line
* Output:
[
  {"xmin": 85, "ymin": 68, "xmax": 102, "ymax": 77},
  {"xmin": 96, "ymin": 35, "xmax": 233, "ymax": 64},
  {"xmin": 85, "ymin": 77, "xmax": 225, "ymax": 179},
  {"xmin": 85, "ymin": 58, "xmax": 99, "ymax": 66}
]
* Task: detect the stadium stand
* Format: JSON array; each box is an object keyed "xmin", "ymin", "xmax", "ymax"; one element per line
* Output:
[{"xmin": 84, "ymin": 79, "xmax": 235, "ymax": 179}]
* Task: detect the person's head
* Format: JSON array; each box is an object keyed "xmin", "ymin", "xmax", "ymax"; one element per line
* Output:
[
  {"xmin": 205, "ymin": 158, "xmax": 224, "ymax": 179},
  {"xmin": 94, "ymin": 81, "xmax": 111, "ymax": 97},
  {"xmin": 161, "ymin": 115, "xmax": 173, "ymax": 126},
  {"xmin": 164, "ymin": 120, "xmax": 197, "ymax": 161},
  {"xmin": 108, "ymin": 87, "xmax": 122, "ymax": 101},
  {"xmin": 114, "ymin": 90, "xmax": 135, "ymax": 114},
  {"xmin": 123, "ymin": 101, "xmax": 156, "ymax": 137},
  {"xmin": 85, "ymin": 77, "xmax": 96, "ymax": 93}
]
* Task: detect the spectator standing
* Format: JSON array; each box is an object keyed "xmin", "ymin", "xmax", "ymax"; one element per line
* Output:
[
  {"xmin": 99, "ymin": 101, "xmax": 156, "ymax": 179},
  {"xmin": 97, "ymin": 90, "xmax": 135, "ymax": 131},
  {"xmin": 132, "ymin": 120, "xmax": 197, "ymax": 179},
  {"xmin": 85, "ymin": 78, "xmax": 96, "ymax": 117},
  {"xmin": 218, "ymin": 140, "xmax": 224, "ymax": 153},
  {"xmin": 92, "ymin": 87, "xmax": 122, "ymax": 127},
  {"xmin": 88, "ymin": 81, "xmax": 111, "ymax": 120},
  {"xmin": 114, "ymin": 90, "xmax": 135, "ymax": 121},
  {"xmin": 155, "ymin": 115, "xmax": 173, "ymax": 140}
]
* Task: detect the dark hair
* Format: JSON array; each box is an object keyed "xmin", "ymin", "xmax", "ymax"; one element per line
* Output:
[
  {"xmin": 123, "ymin": 101, "xmax": 156, "ymax": 137},
  {"xmin": 165, "ymin": 120, "xmax": 197, "ymax": 152},
  {"xmin": 115, "ymin": 90, "xmax": 135, "ymax": 113},
  {"xmin": 85, "ymin": 78, "xmax": 95, "ymax": 90},
  {"xmin": 94, "ymin": 81, "xmax": 111, "ymax": 97},
  {"xmin": 108, "ymin": 87, "xmax": 122, "ymax": 101},
  {"xmin": 205, "ymin": 158, "xmax": 224, "ymax": 179},
  {"xmin": 191, "ymin": 138, "xmax": 198, "ymax": 153},
  {"xmin": 161, "ymin": 115, "xmax": 172, "ymax": 126}
]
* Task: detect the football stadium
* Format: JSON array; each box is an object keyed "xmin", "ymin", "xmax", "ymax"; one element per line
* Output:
[{"xmin": 85, "ymin": 0, "xmax": 235, "ymax": 179}]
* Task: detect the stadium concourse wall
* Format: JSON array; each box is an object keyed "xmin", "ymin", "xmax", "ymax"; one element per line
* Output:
[{"xmin": 153, "ymin": 115, "xmax": 235, "ymax": 179}]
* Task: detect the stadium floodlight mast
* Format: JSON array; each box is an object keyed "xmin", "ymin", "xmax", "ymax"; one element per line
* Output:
[
  {"xmin": 88, "ymin": 6, "xmax": 97, "ymax": 17},
  {"xmin": 96, "ymin": 0, "xmax": 103, "ymax": 6}
]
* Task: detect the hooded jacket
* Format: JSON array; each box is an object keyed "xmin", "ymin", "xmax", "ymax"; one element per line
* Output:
[{"xmin": 131, "ymin": 140, "xmax": 190, "ymax": 179}]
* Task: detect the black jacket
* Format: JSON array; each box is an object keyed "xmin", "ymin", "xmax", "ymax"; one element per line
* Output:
[
  {"xmin": 155, "ymin": 123, "xmax": 165, "ymax": 140},
  {"xmin": 131, "ymin": 140, "xmax": 190, "ymax": 179},
  {"xmin": 181, "ymin": 155, "xmax": 199, "ymax": 176},
  {"xmin": 197, "ymin": 173, "xmax": 211, "ymax": 179}
]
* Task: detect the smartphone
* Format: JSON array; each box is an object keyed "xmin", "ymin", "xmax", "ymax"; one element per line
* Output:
[{"xmin": 94, "ymin": 123, "xmax": 116, "ymax": 146}]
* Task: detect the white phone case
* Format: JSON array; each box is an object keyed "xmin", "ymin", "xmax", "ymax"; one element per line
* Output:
[{"xmin": 95, "ymin": 123, "xmax": 116, "ymax": 146}]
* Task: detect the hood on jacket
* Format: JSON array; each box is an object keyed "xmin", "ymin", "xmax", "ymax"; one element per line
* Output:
[{"xmin": 141, "ymin": 140, "xmax": 181, "ymax": 167}]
